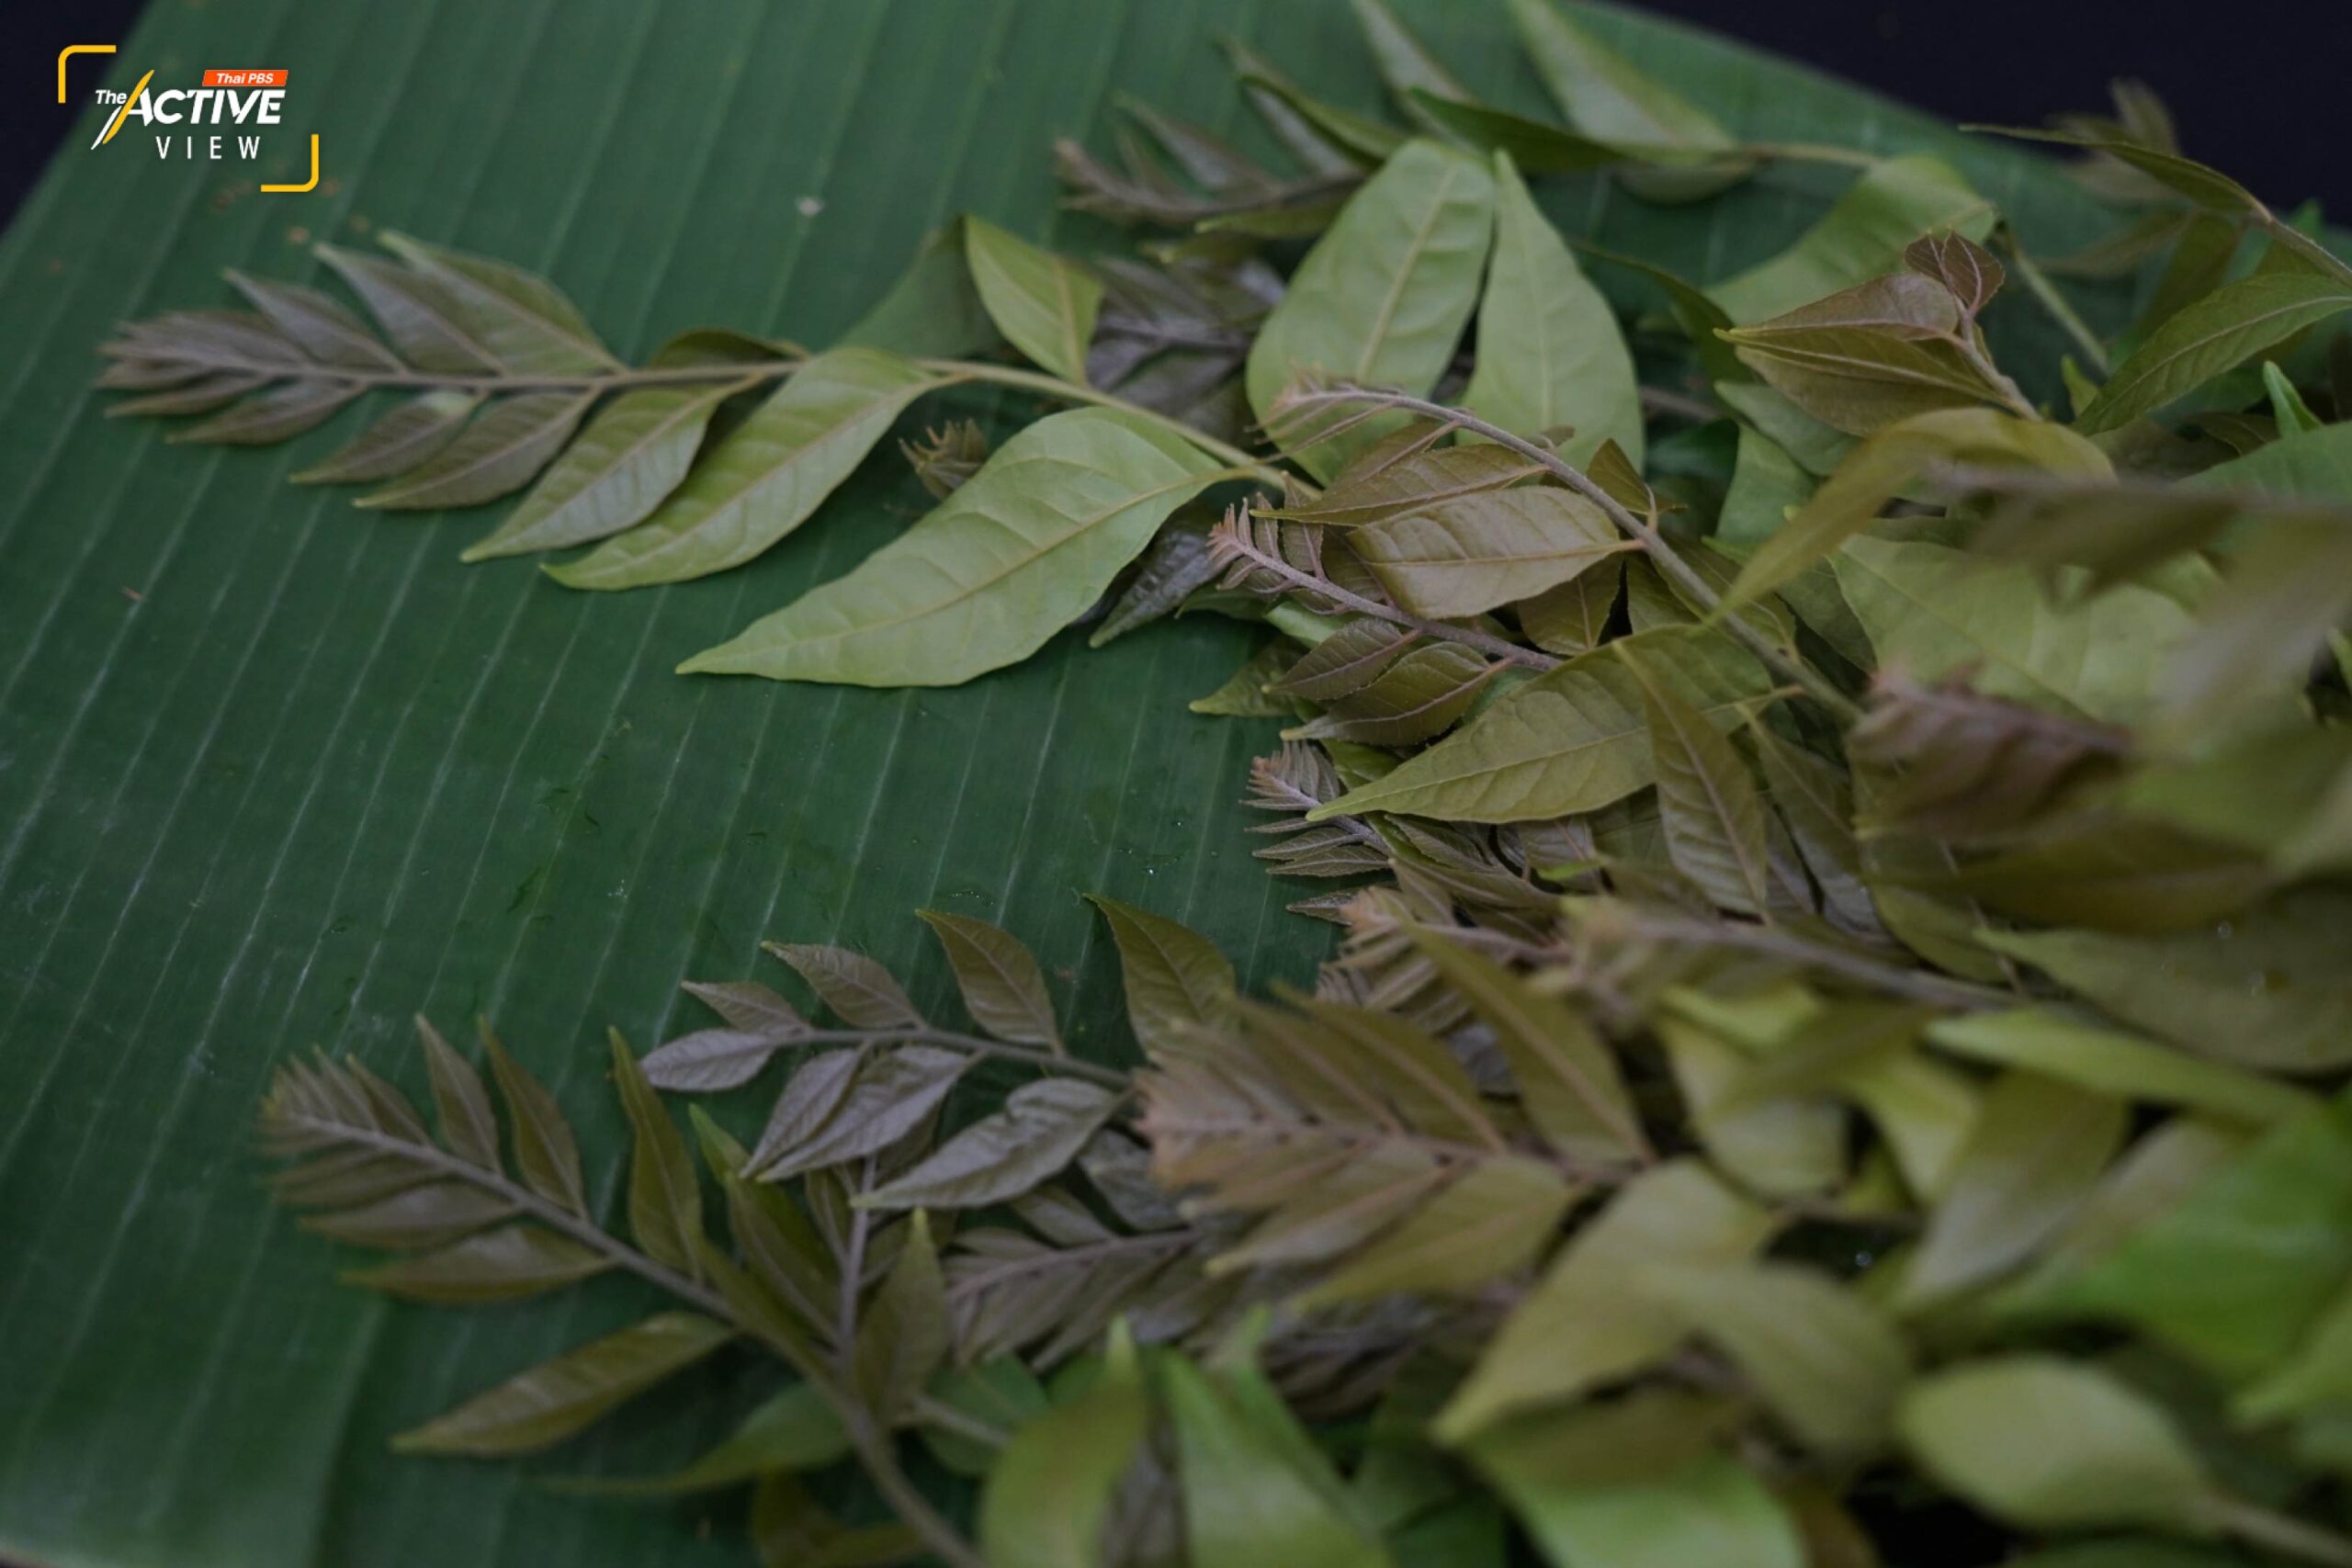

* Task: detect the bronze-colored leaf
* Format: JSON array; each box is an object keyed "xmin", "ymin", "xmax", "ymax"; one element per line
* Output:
[
  {"xmin": 918, "ymin": 910, "xmax": 1061, "ymax": 1050},
  {"xmin": 764, "ymin": 942, "xmax": 925, "ymax": 1029}
]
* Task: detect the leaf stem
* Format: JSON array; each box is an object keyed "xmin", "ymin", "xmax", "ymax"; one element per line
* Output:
[
  {"xmin": 919, "ymin": 357, "xmax": 1287, "ymax": 486},
  {"xmin": 944, "ymin": 1229, "xmax": 1196, "ymax": 1305},
  {"xmin": 107, "ymin": 350, "xmax": 811, "ymax": 396},
  {"xmin": 1279, "ymin": 388, "xmax": 1864, "ymax": 723},
  {"xmin": 278, "ymin": 1109, "xmax": 989, "ymax": 1568},
  {"xmin": 841, "ymin": 1412, "xmax": 991, "ymax": 1568},
  {"xmin": 110, "ymin": 340, "xmax": 1294, "ymax": 491},
  {"xmin": 1747, "ymin": 141, "xmax": 1887, "ymax": 170},
  {"xmin": 2210, "ymin": 1498, "xmax": 2352, "ymax": 1568},
  {"xmin": 838, "ymin": 1155, "xmax": 879, "ymax": 1371},
  {"xmin": 1639, "ymin": 384, "xmax": 1721, "ymax": 423},
  {"xmin": 281, "ymin": 1109, "xmax": 737, "ymax": 1314},
  {"xmin": 909, "ymin": 1394, "xmax": 1012, "ymax": 1450},
  {"xmin": 1216, "ymin": 522, "xmax": 1564, "ymax": 670},
  {"xmin": 791, "ymin": 1026, "xmax": 1134, "ymax": 1089},
  {"xmin": 1142, "ymin": 1111, "xmax": 1627, "ymax": 1185},
  {"xmin": 1952, "ymin": 333, "xmax": 2043, "ymax": 422},
  {"xmin": 1996, "ymin": 230, "xmax": 2112, "ymax": 376}
]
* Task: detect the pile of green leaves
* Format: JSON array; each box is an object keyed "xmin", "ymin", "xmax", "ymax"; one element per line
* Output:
[{"xmin": 110, "ymin": 0, "xmax": 2352, "ymax": 1562}]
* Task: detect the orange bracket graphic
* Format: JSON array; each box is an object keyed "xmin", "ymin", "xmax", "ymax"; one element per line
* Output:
[
  {"xmin": 57, "ymin": 43, "xmax": 115, "ymax": 103},
  {"xmin": 262, "ymin": 134, "xmax": 321, "ymax": 194}
]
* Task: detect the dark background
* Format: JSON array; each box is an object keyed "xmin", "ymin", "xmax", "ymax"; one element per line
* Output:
[
  {"xmin": 6, "ymin": 0, "xmax": 2349, "ymax": 228},
  {"xmin": 1640, "ymin": 0, "xmax": 2352, "ymax": 211}
]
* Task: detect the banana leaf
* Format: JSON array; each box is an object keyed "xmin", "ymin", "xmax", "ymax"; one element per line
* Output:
[{"xmin": 0, "ymin": 1, "xmax": 2144, "ymax": 1564}]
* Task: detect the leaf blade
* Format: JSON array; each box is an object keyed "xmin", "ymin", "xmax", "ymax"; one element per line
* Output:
[{"xmin": 682, "ymin": 407, "xmax": 1229, "ymax": 685}]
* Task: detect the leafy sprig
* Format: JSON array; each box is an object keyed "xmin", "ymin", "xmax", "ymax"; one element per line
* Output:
[{"xmin": 227, "ymin": 0, "xmax": 2352, "ymax": 1564}]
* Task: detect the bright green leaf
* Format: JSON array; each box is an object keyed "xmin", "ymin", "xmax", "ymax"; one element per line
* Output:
[
  {"xmin": 549, "ymin": 348, "xmax": 936, "ymax": 588},
  {"xmin": 684, "ymin": 408, "xmax": 1228, "ymax": 684},
  {"xmin": 1464, "ymin": 152, "xmax": 1642, "ymax": 465}
]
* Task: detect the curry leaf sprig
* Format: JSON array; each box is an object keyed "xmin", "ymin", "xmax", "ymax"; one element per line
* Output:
[{"xmin": 230, "ymin": 0, "xmax": 2352, "ymax": 1563}]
